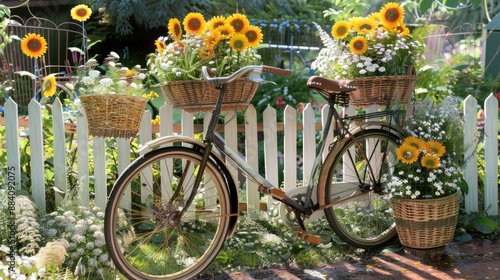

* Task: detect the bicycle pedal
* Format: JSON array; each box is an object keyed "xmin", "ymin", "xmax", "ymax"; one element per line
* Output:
[{"xmin": 296, "ymin": 229, "xmax": 322, "ymax": 245}]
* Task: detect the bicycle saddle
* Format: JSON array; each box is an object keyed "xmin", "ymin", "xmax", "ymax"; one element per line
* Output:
[{"xmin": 306, "ymin": 76, "xmax": 357, "ymax": 94}]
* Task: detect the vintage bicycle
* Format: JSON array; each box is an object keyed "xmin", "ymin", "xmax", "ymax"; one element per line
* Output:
[{"xmin": 104, "ymin": 65, "xmax": 406, "ymax": 279}]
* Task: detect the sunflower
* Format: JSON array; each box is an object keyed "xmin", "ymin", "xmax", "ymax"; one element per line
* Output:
[
  {"xmin": 379, "ymin": 2, "xmax": 404, "ymax": 29},
  {"xmin": 352, "ymin": 18, "xmax": 378, "ymax": 35},
  {"xmin": 183, "ymin": 12, "xmax": 206, "ymax": 35},
  {"xmin": 199, "ymin": 46, "xmax": 214, "ymax": 59},
  {"xmin": 349, "ymin": 36, "xmax": 368, "ymax": 55},
  {"xmin": 227, "ymin": 13, "xmax": 249, "ymax": 33},
  {"xmin": 168, "ymin": 18, "xmax": 183, "ymax": 41},
  {"xmin": 42, "ymin": 74, "xmax": 57, "ymax": 97},
  {"xmin": 154, "ymin": 40, "xmax": 166, "ymax": 53},
  {"xmin": 402, "ymin": 136, "xmax": 426, "ymax": 152},
  {"xmin": 396, "ymin": 144, "xmax": 419, "ymax": 164},
  {"xmin": 331, "ymin": 20, "xmax": 350, "ymax": 39},
  {"xmin": 425, "ymin": 141, "xmax": 446, "ymax": 157},
  {"xmin": 208, "ymin": 16, "xmax": 226, "ymax": 31},
  {"xmin": 241, "ymin": 25, "xmax": 263, "ymax": 48},
  {"xmin": 20, "ymin": 33, "xmax": 48, "ymax": 59},
  {"xmin": 390, "ymin": 24, "xmax": 410, "ymax": 36},
  {"xmin": 229, "ymin": 33, "xmax": 249, "ymax": 51},
  {"xmin": 70, "ymin": 4, "xmax": 92, "ymax": 22},
  {"xmin": 421, "ymin": 154, "xmax": 440, "ymax": 169},
  {"xmin": 204, "ymin": 29, "xmax": 221, "ymax": 48},
  {"xmin": 216, "ymin": 24, "xmax": 236, "ymax": 39}
]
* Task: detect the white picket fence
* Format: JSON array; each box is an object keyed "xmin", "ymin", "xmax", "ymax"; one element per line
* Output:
[{"xmin": 2, "ymin": 94, "xmax": 499, "ymax": 216}]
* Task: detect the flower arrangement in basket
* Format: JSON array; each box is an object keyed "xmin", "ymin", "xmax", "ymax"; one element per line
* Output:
[
  {"xmin": 147, "ymin": 12, "xmax": 263, "ymax": 112},
  {"xmin": 383, "ymin": 97, "xmax": 467, "ymax": 255},
  {"xmin": 74, "ymin": 52, "xmax": 155, "ymax": 138},
  {"xmin": 312, "ymin": 2, "xmax": 425, "ymax": 106}
]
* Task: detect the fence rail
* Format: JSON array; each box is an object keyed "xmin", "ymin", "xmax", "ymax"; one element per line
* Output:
[{"xmin": 1, "ymin": 94, "xmax": 498, "ymax": 216}]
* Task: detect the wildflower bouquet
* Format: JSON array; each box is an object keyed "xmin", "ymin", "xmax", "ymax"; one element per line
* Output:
[
  {"xmin": 384, "ymin": 97, "xmax": 466, "ymax": 199},
  {"xmin": 74, "ymin": 52, "xmax": 148, "ymax": 97},
  {"xmin": 147, "ymin": 12, "xmax": 263, "ymax": 83},
  {"xmin": 312, "ymin": 2, "xmax": 425, "ymax": 79}
]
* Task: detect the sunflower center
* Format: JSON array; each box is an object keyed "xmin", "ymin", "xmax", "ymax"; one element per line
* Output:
[
  {"xmin": 360, "ymin": 24, "xmax": 372, "ymax": 31},
  {"xmin": 28, "ymin": 39, "xmax": 42, "ymax": 52},
  {"xmin": 231, "ymin": 19, "xmax": 244, "ymax": 32},
  {"xmin": 352, "ymin": 40, "xmax": 364, "ymax": 51},
  {"xmin": 188, "ymin": 19, "xmax": 201, "ymax": 31},
  {"xmin": 174, "ymin": 24, "xmax": 181, "ymax": 36},
  {"xmin": 246, "ymin": 31, "xmax": 257, "ymax": 42},
  {"xmin": 384, "ymin": 8, "xmax": 400, "ymax": 23},
  {"xmin": 77, "ymin": 9, "xmax": 88, "ymax": 17},
  {"xmin": 337, "ymin": 26, "xmax": 348, "ymax": 36},
  {"xmin": 213, "ymin": 22, "xmax": 224, "ymax": 29},
  {"xmin": 403, "ymin": 151, "xmax": 413, "ymax": 159},
  {"xmin": 233, "ymin": 39, "xmax": 244, "ymax": 49}
]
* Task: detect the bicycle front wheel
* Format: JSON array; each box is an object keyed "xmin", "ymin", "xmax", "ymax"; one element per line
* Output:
[
  {"xmin": 318, "ymin": 129, "xmax": 401, "ymax": 249},
  {"xmin": 104, "ymin": 146, "xmax": 232, "ymax": 279}
]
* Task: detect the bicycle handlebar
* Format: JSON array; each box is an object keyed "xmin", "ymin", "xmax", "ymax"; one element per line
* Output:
[{"xmin": 201, "ymin": 65, "xmax": 292, "ymax": 85}]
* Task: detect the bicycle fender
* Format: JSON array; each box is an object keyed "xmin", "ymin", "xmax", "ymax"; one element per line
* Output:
[
  {"xmin": 138, "ymin": 135, "xmax": 240, "ymax": 237},
  {"xmin": 348, "ymin": 121, "xmax": 406, "ymax": 138}
]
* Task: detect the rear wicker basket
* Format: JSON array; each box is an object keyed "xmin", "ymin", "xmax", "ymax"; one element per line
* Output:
[
  {"xmin": 391, "ymin": 191, "xmax": 460, "ymax": 250},
  {"xmin": 80, "ymin": 94, "xmax": 148, "ymax": 138},
  {"xmin": 349, "ymin": 66, "xmax": 417, "ymax": 107},
  {"xmin": 160, "ymin": 78, "xmax": 259, "ymax": 113}
]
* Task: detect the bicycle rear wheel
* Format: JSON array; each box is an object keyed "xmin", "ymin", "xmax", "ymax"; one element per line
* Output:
[
  {"xmin": 104, "ymin": 146, "xmax": 232, "ymax": 279},
  {"xmin": 318, "ymin": 129, "xmax": 401, "ymax": 249}
]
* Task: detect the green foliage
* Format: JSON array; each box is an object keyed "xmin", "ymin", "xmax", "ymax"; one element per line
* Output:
[
  {"xmin": 455, "ymin": 212, "xmax": 500, "ymax": 241},
  {"xmin": 0, "ymin": 5, "xmax": 11, "ymax": 53}
]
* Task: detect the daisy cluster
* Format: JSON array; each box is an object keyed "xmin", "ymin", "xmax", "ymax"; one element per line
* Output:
[
  {"xmin": 70, "ymin": 52, "xmax": 149, "ymax": 98},
  {"xmin": 38, "ymin": 205, "xmax": 113, "ymax": 277},
  {"xmin": 384, "ymin": 97, "xmax": 465, "ymax": 199},
  {"xmin": 312, "ymin": 2, "xmax": 424, "ymax": 79},
  {"xmin": 147, "ymin": 12, "xmax": 262, "ymax": 83}
]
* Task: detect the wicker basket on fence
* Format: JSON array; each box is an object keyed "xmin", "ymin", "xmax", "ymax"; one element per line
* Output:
[
  {"xmin": 160, "ymin": 78, "xmax": 259, "ymax": 113},
  {"xmin": 80, "ymin": 94, "xmax": 148, "ymax": 138},
  {"xmin": 349, "ymin": 66, "xmax": 417, "ymax": 107},
  {"xmin": 391, "ymin": 191, "xmax": 460, "ymax": 251}
]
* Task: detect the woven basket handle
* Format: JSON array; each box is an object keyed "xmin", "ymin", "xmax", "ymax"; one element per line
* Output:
[{"xmin": 407, "ymin": 65, "xmax": 416, "ymax": 76}]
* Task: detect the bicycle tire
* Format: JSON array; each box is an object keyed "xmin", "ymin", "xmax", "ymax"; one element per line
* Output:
[
  {"xmin": 318, "ymin": 128, "xmax": 402, "ymax": 249},
  {"xmin": 104, "ymin": 146, "xmax": 232, "ymax": 279}
]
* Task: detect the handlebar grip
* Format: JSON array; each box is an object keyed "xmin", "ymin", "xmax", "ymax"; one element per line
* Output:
[{"xmin": 262, "ymin": 65, "xmax": 292, "ymax": 76}]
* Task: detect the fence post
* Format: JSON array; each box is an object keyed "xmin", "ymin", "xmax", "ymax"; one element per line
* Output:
[
  {"xmin": 93, "ymin": 137, "xmax": 106, "ymax": 209},
  {"xmin": 263, "ymin": 105, "xmax": 278, "ymax": 210},
  {"xmin": 463, "ymin": 95, "xmax": 478, "ymax": 213},
  {"xmin": 28, "ymin": 99, "xmax": 46, "ymax": 214},
  {"xmin": 5, "ymin": 98, "xmax": 21, "ymax": 191},
  {"xmin": 77, "ymin": 114, "xmax": 89, "ymax": 207},
  {"xmin": 283, "ymin": 105, "xmax": 297, "ymax": 191},
  {"xmin": 302, "ymin": 104, "xmax": 315, "ymax": 184},
  {"xmin": 52, "ymin": 98, "xmax": 67, "ymax": 206},
  {"xmin": 245, "ymin": 105, "xmax": 260, "ymax": 215},
  {"xmin": 483, "ymin": 93, "xmax": 499, "ymax": 215}
]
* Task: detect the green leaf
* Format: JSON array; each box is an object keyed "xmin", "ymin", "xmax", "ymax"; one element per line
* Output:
[
  {"xmin": 454, "ymin": 233, "xmax": 473, "ymax": 242},
  {"xmin": 473, "ymin": 216, "xmax": 499, "ymax": 234},
  {"xmin": 418, "ymin": 0, "xmax": 434, "ymax": 15},
  {"xmin": 382, "ymin": 244, "xmax": 403, "ymax": 253},
  {"xmin": 443, "ymin": 0, "xmax": 460, "ymax": 9},
  {"xmin": 470, "ymin": 0, "xmax": 482, "ymax": 5},
  {"xmin": 15, "ymin": 71, "xmax": 36, "ymax": 79}
]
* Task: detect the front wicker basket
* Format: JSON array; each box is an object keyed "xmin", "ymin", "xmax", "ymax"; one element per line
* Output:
[
  {"xmin": 391, "ymin": 191, "xmax": 460, "ymax": 250},
  {"xmin": 349, "ymin": 66, "xmax": 417, "ymax": 107},
  {"xmin": 160, "ymin": 78, "xmax": 259, "ymax": 113},
  {"xmin": 80, "ymin": 94, "xmax": 148, "ymax": 138}
]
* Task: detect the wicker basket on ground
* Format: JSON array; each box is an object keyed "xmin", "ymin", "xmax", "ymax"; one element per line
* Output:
[
  {"xmin": 80, "ymin": 94, "xmax": 148, "ymax": 138},
  {"xmin": 160, "ymin": 78, "xmax": 259, "ymax": 113},
  {"xmin": 391, "ymin": 191, "xmax": 460, "ymax": 257},
  {"xmin": 349, "ymin": 66, "xmax": 417, "ymax": 107}
]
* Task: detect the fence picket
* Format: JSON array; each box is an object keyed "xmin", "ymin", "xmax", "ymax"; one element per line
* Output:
[
  {"xmin": 5, "ymin": 98, "xmax": 21, "ymax": 190},
  {"xmin": 76, "ymin": 115, "xmax": 89, "ymax": 207},
  {"xmin": 28, "ymin": 99, "xmax": 46, "ymax": 213},
  {"xmin": 263, "ymin": 105, "xmax": 278, "ymax": 209},
  {"xmin": 302, "ymin": 104, "xmax": 315, "ymax": 184},
  {"xmin": 463, "ymin": 95, "xmax": 479, "ymax": 213},
  {"xmin": 245, "ymin": 105, "xmax": 260, "ymax": 214},
  {"xmin": 93, "ymin": 137, "xmax": 106, "ymax": 209},
  {"xmin": 484, "ymin": 93, "xmax": 499, "ymax": 215},
  {"xmin": 52, "ymin": 98, "xmax": 67, "ymax": 206},
  {"xmin": 284, "ymin": 105, "xmax": 297, "ymax": 191}
]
